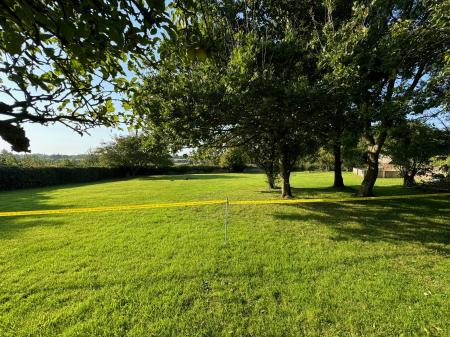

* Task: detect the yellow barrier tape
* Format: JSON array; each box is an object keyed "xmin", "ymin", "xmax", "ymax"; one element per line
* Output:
[
  {"xmin": 0, "ymin": 200, "xmax": 225, "ymax": 217},
  {"xmin": 231, "ymin": 192, "xmax": 450, "ymax": 205},
  {"xmin": 0, "ymin": 192, "xmax": 449, "ymax": 218}
]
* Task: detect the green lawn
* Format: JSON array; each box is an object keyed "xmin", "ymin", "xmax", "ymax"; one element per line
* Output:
[{"xmin": 0, "ymin": 172, "xmax": 449, "ymax": 336}]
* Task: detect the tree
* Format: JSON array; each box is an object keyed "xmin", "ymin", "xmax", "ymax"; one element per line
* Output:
[
  {"xmin": 0, "ymin": 0, "xmax": 171, "ymax": 152},
  {"xmin": 243, "ymin": 135, "xmax": 279, "ymax": 189},
  {"xmin": 190, "ymin": 147, "xmax": 223, "ymax": 166},
  {"xmin": 132, "ymin": 0, "xmax": 324, "ymax": 198},
  {"xmin": 315, "ymin": 87, "xmax": 362, "ymax": 188},
  {"xmin": 310, "ymin": 0, "xmax": 358, "ymax": 188},
  {"xmin": 0, "ymin": 150, "xmax": 18, "ymax": 167},
  {"xmin": 432, "ymin": 155, "xmax": 450, "ymax": 176},
  {"xmin": 79, "ymin": 151, "xmax": 102, "ymax": 168},
  {"xmin": 341, "ymin": 137, "xmax": 367, "ymax": 171},
  {"xmin": 384, "ymin": 121, "xmax": 450, "ymax": 187},
  {"xmin": 313, "ymin": 148, "xmax": 334, "ymax": 171},
  {"xmin": 219, "ymin": 147, "xmax": 248, "ymax": 173},
  {"xmin": 317, "ymin": 0, "xmax": 450, "ymax": 196},
  {"xmin": 96, "ymin": 134, "xmax": 172, "ymax": 175}
]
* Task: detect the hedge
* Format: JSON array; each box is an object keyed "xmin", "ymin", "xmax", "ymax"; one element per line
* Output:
[{"xmin": 0, "ymin": 165, "xmax": 224, "ymax": 191}]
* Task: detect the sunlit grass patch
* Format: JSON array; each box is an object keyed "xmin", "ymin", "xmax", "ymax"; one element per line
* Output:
[{"xmin": 0, "ymin": 172, "xmax": 449, "ymax": 336}]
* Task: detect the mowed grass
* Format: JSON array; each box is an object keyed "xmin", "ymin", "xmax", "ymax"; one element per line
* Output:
[{"xmin": 0, "ymin": 172, "xmax": 449, "ymax": 336}]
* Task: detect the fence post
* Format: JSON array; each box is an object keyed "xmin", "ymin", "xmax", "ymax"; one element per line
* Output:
[{"xmin": 224, "ymin": 197, "xmax": 229, "ymax": 244}]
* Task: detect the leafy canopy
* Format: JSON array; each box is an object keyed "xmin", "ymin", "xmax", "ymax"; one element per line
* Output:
[
  {"xmin": 96, "ymin": 134, "xmax": 173, "ymax": 172},
  {"xmin": 0, "ymin": 0, "xmax": 170, "ymax": 151}
]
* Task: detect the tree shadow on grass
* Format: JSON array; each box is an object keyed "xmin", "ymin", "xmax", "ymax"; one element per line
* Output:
[
  {"xmin": 141, "ymin": 174, "xmax": 243, "ymax": 181},
  {"xmin": 0, "ymin": 190, "xmax": 73, "ymax": 239},
  {"xmin": 0, "ymin": 188, "xmax": 77, "ymax": 212},
  {"xmin": 260, "ymin": 184, "xmax": 422, "ymax": 198},
  {"xmin": 274, "ymin": 197, "xmax": 450, "ymax": 255},
  {"xmin": 0, "ymin": 215, "xmax": 68, "ymax": 240}
]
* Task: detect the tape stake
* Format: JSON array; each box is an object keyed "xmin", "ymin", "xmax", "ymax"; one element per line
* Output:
[{"xmin": 224, "ymin": 197, "xmax": 229, "ymax": 244}]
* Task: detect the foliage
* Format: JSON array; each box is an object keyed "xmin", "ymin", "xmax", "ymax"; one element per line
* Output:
[
  {"xmin": 96, "ymin": 134, "xmax": 173, "ymax": 174},
  {"xmin": 0, "ymin": 150, "xmax": 88, "ymax": 168},
  {"xmin": 78, "ymin": 151, "xmax": 102, "ymax": 168},
  {"xmin": 316, "ymin": 0, "xmax": 450, "ymax": 196},
  {"xmin": 312, "ymin": 148, "xmax": 335, "ymax": 171},
  {"xmin": 132, "ymin": 0, "xmax": 326, "ymax": 197},
  {"xmin": 311, "ymin": 0, "xmax": 359, "ymax": 187},
  {"xmin": 243, "ymin": 135, "xmax": 279, "ymax": 188},
  {"xmin": 0, "ymin": 166, "xmax": 126, "ymax": 190},
  {"xmin": 341, "ymin": 138, "xmax": 367, "ymax": 171},
  {"xmin": 219, "ymin": 147, "xmax": 248, "ymax": 173},
  {"xmin": 0, "ymin": 0, "xmax": 171, "ymax": 151},
  {"xmin": 0, "ymin": 165, "xmax": 226, "ymax": 190},
  {"xmin": 384, "ymin": 121, "xmax": 450, "ymax": 186},
  {"xmin": 190, "ymin": 147, "xmax": 224, "ymax": 166},
  {"xmin": 432, "ymin": 155, "xmax": 450, "ymax": 175},
  {"xmin": 0, "ymin": 150, "xmax": 18, "ymax": 166}
]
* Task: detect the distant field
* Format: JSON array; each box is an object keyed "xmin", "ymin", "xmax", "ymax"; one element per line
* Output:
[{"xmin": 0, "ymin": 172, "xmax": 449, "ymax": 336}]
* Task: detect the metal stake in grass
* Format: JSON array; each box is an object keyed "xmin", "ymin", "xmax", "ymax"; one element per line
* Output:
[{"xmin": 224, "ymin": 197, "xmax": 229, "ymax": 244}]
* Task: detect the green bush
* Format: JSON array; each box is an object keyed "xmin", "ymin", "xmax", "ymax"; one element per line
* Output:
[
  {"xmin": 0, "ymin": 167, "xmax": 125, "ymax": 190},
  {"xmin": 219, "ymin": 148, "xmax": 248, "ymax": 173},
  {"xmin": 0, "ymin": 166, "xmax": 224, "ymax": 190}
]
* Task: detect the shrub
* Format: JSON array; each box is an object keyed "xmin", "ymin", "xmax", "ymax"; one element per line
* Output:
[
  {"xmin": 219, "ymin": 148, "xmax": 248, "ymax": 173},
  {"xmin": 0, "ymin": 167, "xmax": 125, "ymax": 190},
  {"xmin": 0, "ymin": 166, "xmax": 225, "ymax": 190}
]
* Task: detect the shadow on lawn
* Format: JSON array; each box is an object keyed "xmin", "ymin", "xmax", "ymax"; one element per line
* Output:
[
  {"xmin": 261, "ymin": 184, "xmax": 421, "ymax": 198},
  {"xmin": 141, "ymin": 174, "xmax": 243, "ymax": 181},
  {"xmin": 0, "ymin": 190, "xmax": 73, "ymax": 239},
  {"xmin": 275, "ymin": 197, "xmax": 450, "ymax": 255},
  {"xmin": 0, "ymin": 215, "xmax": 67, "ymax": 240},
  {"xmin": 0, "ymin": 188, "xmax": 76, "ymax": 212}
]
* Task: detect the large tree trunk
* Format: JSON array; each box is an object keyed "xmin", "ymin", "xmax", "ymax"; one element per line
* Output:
[
  {"xmin": 358, "ymin": 126, "xmax": 389, "ymax": 197},
  {"xmin": 403, "ymin": 174, "xmax": 415, "ymax": 187},
  {"xmin": 403, "ymin": 164, "xmax": 417, "ymax": 187},
  {"xmin": 333, "ymin": 143, "xmax": 344, "ymax": 188},
  {"xmin": 358, "ymin": 148, "xmax": 380, "ymax": 197},
  {"xmin": 279, "ymin": 154, "xmax": 293, "ymax": 198},
  {"xmin": 358, "ymin": 77, "xmax": 399, "ymax": 196}
]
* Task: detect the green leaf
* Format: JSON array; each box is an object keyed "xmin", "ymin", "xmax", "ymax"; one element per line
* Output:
[
  {"xmin": 148, "ymin": 0, "xmax": 165, "ymax": 12},
  {"xmin": 105, "ymin": 99, "xmax": 115, "ymax": 113},
  {"xmin": 60, "ymin": 23, "xmax": 75, "ymax": 41},
  {"xmin": 122, "ymin": 101, "xmax": 131, "ymax": 110},
  {"xmin": 4, "ymin": 29, "xmax": 24, "ymax": 54}
]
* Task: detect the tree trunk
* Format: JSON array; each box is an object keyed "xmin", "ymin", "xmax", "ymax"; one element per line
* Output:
[
  {"xmin": 358, "ymin": 149, "xmax": 379, "ymax": 197},
  {"xmin": 279, "ymin": 154, "xmax": 293, "ymax": 198},
  {"xmin": 333, "ymin": 143, "xmax": 344, "ymax": 188},
  {"xmin": 266, "ymin": 173, "xmax": 276, "ymax": 189},
  {"xmin": 262, "ymin": 162, "xmax": 277, "ymax": 189},
  {"xmin": 358, "ymin": 126, "xmax": 389, "ymax": 197},
  {"xmin": 403, "ymin": 165, "xmax": 417, "ymax": 187},
  {"xmin": 129, "ymin": 167, "xmax": 139, "ymax": 177},
  {"xmin": 358, "ymin": 77, "xmax": 397, "ymax": 197},
  {"xmin": 403, "ymin": 174, "xmax": 415, "ymax": 187}
]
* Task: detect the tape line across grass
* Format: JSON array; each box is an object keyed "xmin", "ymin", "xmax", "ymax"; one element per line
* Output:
[{"xmin": 0, "ymin": 192, "xmax": 449, "ymax": 218}]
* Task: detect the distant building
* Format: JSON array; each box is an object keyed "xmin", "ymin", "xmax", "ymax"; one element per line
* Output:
[
  {"xmin": 172, "ymin": 158, "xmax": 190, "ymax": 166},
  {"xmin": 353, "ymin": 156, "xmax": 401, "ymax": 178}
]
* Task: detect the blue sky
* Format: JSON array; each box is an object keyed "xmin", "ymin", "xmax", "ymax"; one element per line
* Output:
[{"xmin": 0, "ymin": 123, "xmax": 125, "ymax": 155}]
